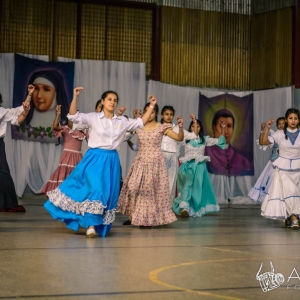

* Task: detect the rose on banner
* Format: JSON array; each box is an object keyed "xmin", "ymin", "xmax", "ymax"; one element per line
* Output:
[
  {"xmin": 11, "ymin": 54, "xmax": 75, "ymax": 143},
  {"xmin": 199, "ymin": 93, "xmax": 254, "ymax": 176}
]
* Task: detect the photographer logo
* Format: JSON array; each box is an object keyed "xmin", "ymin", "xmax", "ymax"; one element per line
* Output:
[{"xmin": 256, "ymin": 261, "xmax": 284, "ymax": 292}]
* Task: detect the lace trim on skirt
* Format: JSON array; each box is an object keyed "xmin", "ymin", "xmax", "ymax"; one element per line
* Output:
[
  {"xmin": 103, "ymin": 209, "xmax": 116, "ymax": 225},
  {"xmin": 179, "ymin": 200, "xmax": 219, "ymax": 217},
  {"xmin": 48, "ymin": 188, "xmax": 106, "ymax": 216}
]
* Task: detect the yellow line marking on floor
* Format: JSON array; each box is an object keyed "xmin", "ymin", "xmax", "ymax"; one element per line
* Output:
[
  {"xmin": 149, "ymin": 258, "xmax": 256, "ymax": 300},
  {"xmin": 202, "ymin": 246, "xmax": 252, "ymax": 255},
  {"xmin": 149, "ymin": 248, "xmax": 300, "ymax": 299}
]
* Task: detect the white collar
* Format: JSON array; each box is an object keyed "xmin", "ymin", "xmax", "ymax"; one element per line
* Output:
[
  {"xmin": 287, "ymin": 128, "xmax": 298, "ymax": 133},
  {"xmin": 99, "ymin": 111, "xmax": 121, "ymax": 120}
]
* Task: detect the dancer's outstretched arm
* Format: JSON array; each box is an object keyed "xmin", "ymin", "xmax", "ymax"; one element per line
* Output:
[
  {"xmin": 69, "ymin": 87, "xmax": 84, "ymax": 115},
  {"xmin": 141, "ymin": 95, "xmax": 157, "ymax": 125},
  {"xmin": 165, "ymin": 116, "xmax": 184, "ymax": 141},
  {"xmin": 259, "ymin": 119, "xmax": 273, "ymax": 145}
]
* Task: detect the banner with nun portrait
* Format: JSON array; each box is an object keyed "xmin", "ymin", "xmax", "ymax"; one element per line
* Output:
[
  {"xmin": 11, "ymin": 54, "xmax": 75, "ymax": 143},
  {"xmin": 199, "ymin": 93, "xmax": 254, "ymax": 176}
]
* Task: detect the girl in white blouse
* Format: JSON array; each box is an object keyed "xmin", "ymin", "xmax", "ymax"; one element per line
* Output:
[
  {"xmin": 44, "ymin": 87, "xmax": 157, "ymax": 237},
  {"xmin": 160, "ymin": 107, "xmax": 199, "ymax": 205},
  {"xmin": 260, "ymin": 108, "xmax": 300, "ymax": 228}
]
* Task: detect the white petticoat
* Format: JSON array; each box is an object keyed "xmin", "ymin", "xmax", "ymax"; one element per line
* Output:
[
  {"xmin": 261, "ymin": 168, "xmax": 300, "ymax": 219},
  {"xmin": 248, "ymin": 161, "xmax": 275, "ymax": 203}
]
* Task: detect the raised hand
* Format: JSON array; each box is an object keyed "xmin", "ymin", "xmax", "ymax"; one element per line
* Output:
[
  {"xmin": 22, "ymin": 101, "xmax": 30, "ymax": 110},
  {"xmin": 133, "ymin": 108, "xmax": 142, "ymax": 118},
  {"xmin": 261, "ymin": 122, "xmax": 267, "ymax": 131},
  {"xmin": 133, "ymin": 108, "xmax": 138, "ymax": 118},
  {"xmin": 266, "ymin": 119, "xmax": 274, "ymax": 129},
  {"xmin": 74, "ymin": 87, "xmax": 84, "ymax": 96},
  {"xmin": 56, "ymin": 105, "xmax": 62, "ymax": 115},
  {"xmin": 220, "ymin": 121, "xmax": 225, "ymax": 128},
  {"xmin": 149, "ymin": 95, "xmax": 157, "ymax": 106},
  {"xmin": 23, "ymin": 101, "xmax": 30, "ymax": 112},
  {"xmin": 28, "ymin": 84, "xmax": 35, "ymax": 96},
  {"xmin": 190, "ymin": 113, "xmax": 196, "ymax": 122},
  {"xmin": 117, "ymin": 106, "xmax": 127, "ymax": 116},
  {"xmin": 177, "ymin": 115, "xmax": 184, "ymax": 128}
]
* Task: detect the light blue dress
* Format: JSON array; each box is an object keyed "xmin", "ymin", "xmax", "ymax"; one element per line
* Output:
[{"xmin": 172, "ymin": 135, "xmax": 226, "ymax": 217}]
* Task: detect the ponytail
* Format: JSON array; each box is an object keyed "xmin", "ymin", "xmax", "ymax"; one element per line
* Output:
[{"xmin": 283, "ymin": 120, "xmax": 288, "ymax": 140}]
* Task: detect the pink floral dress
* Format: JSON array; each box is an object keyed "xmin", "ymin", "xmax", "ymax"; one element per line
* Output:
[
  {"xmin": 41, "ymin": 126, "xmax": 88, "ymax": 196},
  {"xmin": 117, "ymin": 123, "xmax": 177, "ymax": 226}
]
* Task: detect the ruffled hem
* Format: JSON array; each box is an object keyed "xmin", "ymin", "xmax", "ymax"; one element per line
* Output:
[
  {"xmin": 179, "ymin": 155, "xmax": 210, "ymax": 164},
  {"xmin": 48, "ymin": 187, "xmax": 107, "ymax": 216},
  {"xmin": 261, "ymin": 196, "xmax": 300, "ymax": 219},
  {"xmin": 118, "ymin": 205, "xmax": 177, "ymax": 226},
  {"xmin": 179, "ymin": 201, "xmax": 219, "ymax": 217},
  {"xmin": 273, "ymin": 156, "xmax": 300, "ymax": 171},
  {"xmin": 247, "ymin": 160, "xmax": 275, "ymax": 203},
  {"xmin": 41, "ymin": 159, "xmax": 81, "ymax": 196},
  {"xmin": 261, "ymin": 168, "xmax": 300, "ymax": 219},
  {"xmin": 248, "ymin": 188, "xmax": 269, "ymax": 204},
  {"xmin": 44, "ymin": 201, "xmax": 115, "ymax": 237},
  {"xmin": 133, "ymin": 211, "xmax": 176, "ymax": 226},
  {"xmin": 41, "ymin": 182, "xmax": 61, "ymax": 196}
]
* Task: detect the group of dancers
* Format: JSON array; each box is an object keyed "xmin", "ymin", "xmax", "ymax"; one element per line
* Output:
[
  {"xmin": 42, "ymin": 87, "xmax": 226, "ymax": 237},
  {"xmin": 1, "ymin": 85, "xmax": 300, "ymax": 237}
]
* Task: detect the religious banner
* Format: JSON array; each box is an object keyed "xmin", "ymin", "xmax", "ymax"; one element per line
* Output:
[
  {"xmin": 199, "ymin": 93, "xmax": 254, "ymax": 176},
  {"xmin": 11, "ymin": 54, "xmax": 75, "ymax": 143}
]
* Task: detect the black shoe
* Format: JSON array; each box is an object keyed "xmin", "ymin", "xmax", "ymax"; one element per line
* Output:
[
  {"xmin": 139, "ymin": 226, "xmax": 152, "ymax": 229},
  {"xmin": 285, "ymin": 217, "xmax": 292, "ymax": 228},
  {"xmin": 123, "ymin": 220, "xmax": 131, "ymax": 225}
]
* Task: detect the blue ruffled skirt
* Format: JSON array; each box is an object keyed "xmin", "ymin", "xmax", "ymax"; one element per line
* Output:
[{"xmin": 44, "ymin": 148, "xmax": 120, "ymax": 237}]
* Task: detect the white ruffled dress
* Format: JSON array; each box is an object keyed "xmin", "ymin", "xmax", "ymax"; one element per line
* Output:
[{"xmin": 261, "ymin": 128, "xmax": 300, "ymax": 219}]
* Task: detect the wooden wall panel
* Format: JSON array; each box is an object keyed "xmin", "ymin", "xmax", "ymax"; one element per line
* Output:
[
  {"xmin": 161, "ymin": 6, "xmax": 251, "ymax": 90},
  {"xmin": 250, "ymin": 8, "xmax": 292, "ymax": 90}
]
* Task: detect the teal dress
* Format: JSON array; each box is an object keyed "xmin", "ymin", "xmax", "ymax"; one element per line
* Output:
[{"xmin": 172, "ymin": 135, "xmax": 226, "ymax": 217}]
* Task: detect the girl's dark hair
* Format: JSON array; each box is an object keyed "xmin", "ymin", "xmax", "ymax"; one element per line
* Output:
[
  {"xmin": 160, "ymin": 105, "xmax": 175, "ymax": 124},
  {"xmin": 95, "ymin": 91, "xmax": 118, "ymax": 112},
  {"xmin": 101, "ymin": 91, "xmax": 119, "ymax": 103},
  {"xmin": 95, "ymin": 99, "xmax": 102, "ymax": 111},
  {"xmin": 283, "ymin": 108, "xmax": 300, "ymax": 139},
  {"xmin": 276, "ymin": 117, "xmax": 285, "ymax": 128},
  {"xmin": 27, "ymin": 70, "xmax": 69, "ymax": 125},
  {"xmin": 143, "ymin": 102, "xmax": 159, "ymax": 121},
  {"xmin": 0, "ymin": 93, "xmax": 2, "ymax": 106},
  {"xmin": 186, "ymin": 119, "xmax": 204, "ymax": 144}
]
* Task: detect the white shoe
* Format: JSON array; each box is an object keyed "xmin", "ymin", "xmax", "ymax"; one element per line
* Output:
[{"xmin": 86, "ymin": 227, "xmax": 96, "ymax": 237}]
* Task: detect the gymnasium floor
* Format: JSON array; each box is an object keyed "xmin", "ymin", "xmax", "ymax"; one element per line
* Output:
[{"xmin": 1, "ymin": 195, "xmax": 300, "ymax": 300}]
